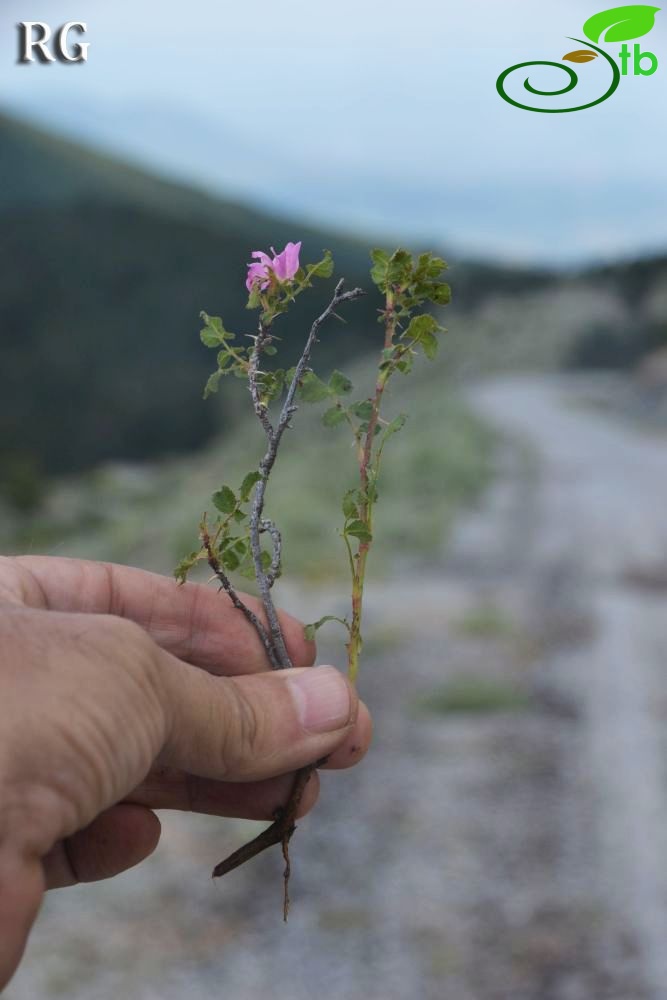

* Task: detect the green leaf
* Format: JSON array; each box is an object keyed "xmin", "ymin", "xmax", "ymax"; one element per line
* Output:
[
  {"xmin": 405, "ymin": 313, "xmax": 440, "ymax": 341},
  {"xmin": 342, "ymin": 489, "xmax": 359, "ymax": 519},
  {"xmin": 298, "ymin": 372, "xmax": 332, "ymax": 403},
  {"xmin": 263, "ymin": 344, "xmax": 278, "ymax": 356},
  {"xmin": 387, "ymin": 249, "xmax": 413, "ymax": 287},
  {"xmin": 221, "ymin": 548, "xmax": 240, "ymax": 572},
  {"xmin": 232, "ymin": 538, "xmax": 249, "ymax": 558},
  {"xmin": 421, "ymin": 331, "xmax": 439, "ymax": 360},
  {"xmin": 199, "ymin": 313, "xmax": 228, "ymax": 347},
  {"xmin": 203, "ymin": 370, "xmax": 223, "ymax": 399},
  {"xmin": 404, "ymin": 314, "xmax": 442, "ymax": 359},
  {"xmin": 303, "ymin": 615, "xmax": 350, "ymax": 642},
  {"xmin": 247, "ymin": 286, "xmax": 262, "ymax": 310},
  {"xmin": 583, "ymin": 5, "xmax": 660, "ymax": 42},
  {"xmin": 258, "ymin": 368, "xmax": 286, "ymax": 405},
  {"xmin": 216, "ymin": 350, "xmax": 233, "ymax": 369},
  {"xmin": 346, "ymin": 520, "xmax": 373, "ymax": 543},
  {"xmin": 174, "ymin": 549, "xmax": 204, "ymax": 585},
  {"xmin": 370, "ymin": 248, "xmax": 390, "ymax": 288},
  {"xmin": 240, "ymin": 471, "xmax": 262, "ymax": 501},
  {"xmin": 307, "ymin": 250, "xmax": 335, "ymax": 279},
  {"xmin": 385, "ymin": 413, "xmax": 408, "ymax": 437},
  {"xmin": 329, "ymin": 370, "xmax": 353, "ymax": 395},
  {"xmin": 396, "ymin": 353, "xmax": 414, "ymax": 375},
  {"xmin": 364, "ymin": 481, "xmax": 379, "ymax": 504},
  {"xmin": 322, "ymin": 406, "xmax": 347, "ymax": 428},
  {"xmin": 416, "ymin": 253, "xmax": 448, "ymax": 280},
  {"xmin": 200, "ymin": 328, "xmax": 222, "ymax": 348},
  {"xmin": 212, "ymin": 486, "xmax": 237, "ymax": 514},
  {"xmin": 350, "ymin": 400, "xmax": 374, "ymax": 421},
  {"xmin": 428, "ymin": 282, "xmax": 452, "ymax": 306}
]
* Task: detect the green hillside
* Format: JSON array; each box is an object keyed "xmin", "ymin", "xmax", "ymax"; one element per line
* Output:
[
  {"xmin": 3, "ymin": 108, "xmax": 667, "ymax": 512},
  {"xmin": 0, "ymin": 111, "xmax": 563, "ymax": 493},
  {"xmin": 0, "ymin": 112, "xmax": 380, "ymax": 485}
]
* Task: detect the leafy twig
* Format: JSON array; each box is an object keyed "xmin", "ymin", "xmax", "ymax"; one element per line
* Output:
[
  {"xmin": 206, "ymin": 266, "xmax": 364, "ymax": 915},
  {"xmin": 246, "ymin": 279, "xmax": 365, "ymax": 670},
  {"xmin": 179, "ymin": 245, "xmax": 449, "ymax": 918}
]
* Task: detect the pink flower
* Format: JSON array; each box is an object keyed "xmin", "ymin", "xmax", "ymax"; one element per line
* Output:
[
  {"xmin": 271, "ymin": 241, "xmax": 302, "ymax": 282},
  {"xmin": 246, "ymin": 241, "xmax": 302, "ymax": 292}
]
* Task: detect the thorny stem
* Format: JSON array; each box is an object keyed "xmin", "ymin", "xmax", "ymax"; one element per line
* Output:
[
  {"xmin": 246, "ymin": 281, "xmax": 364, "ymax": 670},
  {"xmin": 201, "ymin": 522, "xmax": 280, "ymax": 669},
  {"xmin": 213, "ymin": 279, "xmax": 364, "ymax": 917},
  {"xmin": 347, "ymin": 290, "xmax": 396, "ymax": 683}
]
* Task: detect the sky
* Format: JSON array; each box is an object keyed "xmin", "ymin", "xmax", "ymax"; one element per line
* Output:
[{"xmin": 1, "ymin": 0, "xmax": 666, "ymax": 265}]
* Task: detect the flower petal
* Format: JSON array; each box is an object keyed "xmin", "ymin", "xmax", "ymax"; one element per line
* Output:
[{"xmin": 284, "ymin": 241, "xmax": 302, "ymax": 280}]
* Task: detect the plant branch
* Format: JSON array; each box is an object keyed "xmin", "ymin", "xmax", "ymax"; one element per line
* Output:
[
  {"xmin": 201, "ymin": 521, "xmax": 281, "ymax": 670},
  {"xmin": 247, "ymin": 280, "xmax": 365, "ymax": 672},
  {"xmin": 212, "ymin": 758, "xmax": 326, "ymax": 921},
  {"xmin": 347, "ymin": 290, "xmax": 396, "ymax": 682},
  {"xmin": 212, "ymin": 279, "xmax": 364, "ymax": 913}
]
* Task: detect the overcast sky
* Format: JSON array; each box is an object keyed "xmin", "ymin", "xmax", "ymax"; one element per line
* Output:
[{"xmin": 1, "ymin": 0, "xmax": 665, "ymax": 265}]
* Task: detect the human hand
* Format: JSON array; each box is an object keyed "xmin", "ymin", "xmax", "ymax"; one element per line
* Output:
[{"xmin": 0, "ymin": 556, "xmax": 372, "ymax": 988}]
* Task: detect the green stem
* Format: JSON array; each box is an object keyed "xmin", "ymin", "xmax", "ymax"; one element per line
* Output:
[{"xmin": 347, "ymin": 290, "xmax": 396, "ymax": 684}]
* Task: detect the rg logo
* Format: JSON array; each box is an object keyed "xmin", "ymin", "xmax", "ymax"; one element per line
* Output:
[{"xmin": 17, "ymin": 21, "xmax": 89, "ymax": 64}]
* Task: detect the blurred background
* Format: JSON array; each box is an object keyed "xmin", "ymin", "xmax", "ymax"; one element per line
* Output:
[{"xmin": 3, "ymin": 0, "xmax": 667, "ymax": 997}]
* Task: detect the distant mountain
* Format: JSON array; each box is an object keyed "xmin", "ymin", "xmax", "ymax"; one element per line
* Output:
[
  {"xmin": 0, "ymin": 110, "xmax": 379, "ymax": 484},
  {"xmin": 5, "ymin": 109, "xmax": 664, "ymax": 501},
  {"xmin": 0, "ymin": 109, "xmax": 560, "ymax": 492}
]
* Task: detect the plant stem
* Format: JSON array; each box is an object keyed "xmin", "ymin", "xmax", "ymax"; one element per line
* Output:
[
  {"xmin": 347, "ymin": 290, "xmax": 396, "ymax": 683},
  {"xmin": 212, "ymin": 279, "xmax": 364, "ymax": 915}
]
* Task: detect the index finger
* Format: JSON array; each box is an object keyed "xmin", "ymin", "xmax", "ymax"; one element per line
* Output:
[{"xmin": 3, "ymin": 556, "xmax": 315, "ymax": 675}]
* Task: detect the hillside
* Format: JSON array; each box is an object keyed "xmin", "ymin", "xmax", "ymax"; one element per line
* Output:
[
  {"xmin": 2, "ymin": 108, "xmax": 667, "ymax": 508},
  {"xmin": 0, "ymin": 110, "xmax": 558, "ymax": 494}
]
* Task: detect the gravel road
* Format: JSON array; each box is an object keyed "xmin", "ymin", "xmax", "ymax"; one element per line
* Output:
[{"xmin": 8, "ymin": 374, "xmax": 667, "ymax": 1000}]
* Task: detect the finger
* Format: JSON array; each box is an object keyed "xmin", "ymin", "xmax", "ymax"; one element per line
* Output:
[
  {"xmin": 0, "ymin": 847, "xmax": 45, "ymax": 990},
  {"xmin": 42, "ymin": 805, "xmax": 162, "ymax": 890},
  {"xmin": 160, "ymin": 660, "xmax": 364, "ymax": 782},
  {"xmin": 320, "ymin": 700, "xmax": 373, "ymax": 770},
  {"xmin": 128, "ymin": 767, "xmax": 320, "ymax": 820},
  {"xmin": 6, "ymin": 556, "xmax": 315, "ymax": 673}
]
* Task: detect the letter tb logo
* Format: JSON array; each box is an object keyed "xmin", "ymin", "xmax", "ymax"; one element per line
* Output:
[
  {"xmin": 496, "ymin": 4, "xmax": 661, "ymax": 113},
  {"xmin": 17, "ymin": 21, "xmax": 89, "ymax": 64}
]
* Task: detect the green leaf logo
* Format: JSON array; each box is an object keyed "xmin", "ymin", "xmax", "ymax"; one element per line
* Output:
[{"xmin": 583, "ymin": 5, "xmax": 660, "ymax": 43}]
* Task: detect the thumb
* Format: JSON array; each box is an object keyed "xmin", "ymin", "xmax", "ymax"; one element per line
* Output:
[
  {"xmin": 158, "ymin": 660, "xmax": 358, "ymax": 782},
  {"xmin": 0, "ymin": 848, "xmax": 44, "ymax": 990}
]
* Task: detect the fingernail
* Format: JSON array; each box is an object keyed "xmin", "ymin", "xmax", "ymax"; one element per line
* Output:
[{"xmin": 287, "ymin": 666, "xmax": 352, "ymax": 734}]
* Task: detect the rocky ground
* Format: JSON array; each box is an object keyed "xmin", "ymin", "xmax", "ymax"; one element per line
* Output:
[{"xmin": 8, "ymin": 374, "xmax": 667, "ymax": 999}]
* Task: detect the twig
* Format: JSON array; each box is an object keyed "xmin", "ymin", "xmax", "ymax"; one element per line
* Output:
[
  {"xmin": 212, "ymin": 758, "xmax": 326, "ymax": 921},
  {"xmin": 212, "ymin": 279, "xmax": 364, "ymax": 916},
  {"xmin": 247, "ymin": 280, "xmax": 365, "ymax": 672},
  {"xmin": 260, "ymin": 519, "xmax": 282, "ymax": 588},
  {"xmin": 347, "ymin": 289, "xmax": 396, "ymax": 682},
  {"xmin": 201, "ymin": 524, "xmax": 281, "ymax": 670}
]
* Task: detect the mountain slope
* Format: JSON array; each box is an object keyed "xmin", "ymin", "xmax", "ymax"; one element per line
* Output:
[
  {"xmin": 0, "ymin": 110, "xmax": 559, "ymax": 489},
  {"xmin": 7, "ymin": 109, "xmax": 665, "ymax": 495},
  {"xmin": 0, "ymin": 111, "xmax": 377, "ymax": 481}
]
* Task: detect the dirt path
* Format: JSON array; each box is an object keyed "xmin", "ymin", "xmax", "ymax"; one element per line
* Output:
[
  {"xmin": 8, "ymin": 374, "xmax": 666, "ymax": 999},
  {"xmin": 471, "ymin": 375, "xmax": 667, "ymax": 1000}
]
